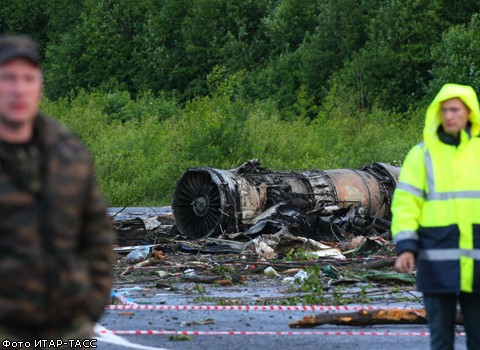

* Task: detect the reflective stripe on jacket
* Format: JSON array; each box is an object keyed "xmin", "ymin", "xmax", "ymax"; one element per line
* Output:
[{"xmin": 391, "ymin": 83, "xmax": 480, "ymax": 293}]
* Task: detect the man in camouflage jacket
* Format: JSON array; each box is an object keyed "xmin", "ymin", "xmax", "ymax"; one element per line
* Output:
[{"xmin": 0, "ymin": 35, "xmax": 114, "ymax": 346}]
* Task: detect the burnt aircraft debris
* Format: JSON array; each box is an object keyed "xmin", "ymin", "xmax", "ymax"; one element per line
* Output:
[{"xmin": 172, "ymin": 159, "xmax": 400, "ymax": 241}]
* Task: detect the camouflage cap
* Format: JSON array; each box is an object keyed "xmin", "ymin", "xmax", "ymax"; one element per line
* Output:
[{"xmin": 0, "ymin": 35, "xmax": 40, "ymax": 67}]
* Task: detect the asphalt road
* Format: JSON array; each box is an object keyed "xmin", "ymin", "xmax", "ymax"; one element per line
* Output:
[
  {"xmin": 94, "ymin": 283, "xmax": 468, "ymax": 350},
  {"xmin": 108, "ymin": 207, "xmax": 172, "ymax": 221},
  {"xmin": 96, "ymin": 311, "xmax": 466, "ymax": 350}
]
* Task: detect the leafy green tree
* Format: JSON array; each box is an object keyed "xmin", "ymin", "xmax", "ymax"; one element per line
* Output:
[
  {"xmin": 242, "ymin": 0, "xmax": 326, "ymax": 118},
  {"xmin": 244, "ymin": 0, "xmax": 376, "ymax": 119},
  {"xmin": 263, "ymin": 0, "xmax": 322, "ymax": 55},
  {"xmin": 242, "ymin": 51, "xmax": 303, "ymax": 120},
  {"xmin": 438, "ymin": 0, "xmax": 480, "ymax": 25},
  {"xmin": 332, "ymin": 0, "xmax": 447, "ymax": 111},
  {"xmin": 131, "ymin": 0, "xmax": 191, "ymax": 93},
  {"xmin": 296, "ymin": 0, "xmax": 373, "ymax": 112},
  {"xmin": 7, "ymin": 0, "xmax": 480, "ymax": 121},
  {"xmin": 428, "ymin": 14, "xmax": 480, "ymax": 98},
  {"xmin": 0, "ymin": 0, "xmax": 49, "ymax": 53},
  {"xmin": 44, "ymin": 0, "xmax": 83, "ymax": 43},
  {"xmin": 179, "ymin": 0, "xmax": 274, "ymax": 98},
  {"xmin": 44, "ymin": 0, "xmax": 149, "ymax": 99}
]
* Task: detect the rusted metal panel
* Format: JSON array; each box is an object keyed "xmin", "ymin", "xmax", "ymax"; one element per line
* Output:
[{"xmin": 325, "ymin": 169, "xmax": 383, "ymax": 215}]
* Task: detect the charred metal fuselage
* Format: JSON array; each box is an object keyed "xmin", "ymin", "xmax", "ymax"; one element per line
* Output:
[{"xmin": 172, "ymin": 160, "xmax": 399, "ymax": 239}]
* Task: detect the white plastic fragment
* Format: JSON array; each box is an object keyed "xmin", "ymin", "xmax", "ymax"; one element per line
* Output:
[
  {"xmin": 125, "ymin": 246, "xmax": 151, "ymax": 263},
  {"xmin": 293, "ymin": 269, "xmax": 309, "ymax": 281},
  {"xmin": 183, "ymin": 269, "xmax": 197, "ymax": 277},
  {"xmin": 264, "ymin": 266, "xmax": 280, "ymax": 276},
  {"xmin": 156, "ymin": 270, "xmax": 169, "ymax": 278}
]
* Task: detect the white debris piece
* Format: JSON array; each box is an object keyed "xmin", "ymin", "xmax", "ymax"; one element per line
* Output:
[
  {"xmin": 143, "ymin": 216, "xmax": 162, "ymax": 230},
  {"xmin": 264, "ymin": 266, "xmax": 280, "ymax": 277},
  {"xmin": 241, "ymin": 238, "xmax": 277, "ymax": 259}
]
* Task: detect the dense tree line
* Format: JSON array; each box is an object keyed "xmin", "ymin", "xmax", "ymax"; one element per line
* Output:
[
  {"xmin": 4, "ymin": 0, "xmax": 480, "ymax": 111},
  {"xmin": 2, "ymin": 0, "xmax": 480, "ymax": 205}
]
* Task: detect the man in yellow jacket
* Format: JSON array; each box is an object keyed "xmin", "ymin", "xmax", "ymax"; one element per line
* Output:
[{"xmin": 392, "ymin": 83, "xmax": 480, "ymax": 349}]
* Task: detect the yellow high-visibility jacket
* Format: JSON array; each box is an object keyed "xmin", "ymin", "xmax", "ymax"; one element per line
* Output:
[{"xmin": 391, "ymin": 83, "xmax": 480, "ymax": 293}]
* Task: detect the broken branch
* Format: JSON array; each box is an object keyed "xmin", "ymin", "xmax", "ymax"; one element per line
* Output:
[{"xmin": 289, "ymin": 309, "xmax": 464, "ymax": 328}]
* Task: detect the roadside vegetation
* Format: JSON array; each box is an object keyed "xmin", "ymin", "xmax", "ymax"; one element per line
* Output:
[{"xmin": 3, "ymin": 0, "xmax": 480, "ymax": 206}]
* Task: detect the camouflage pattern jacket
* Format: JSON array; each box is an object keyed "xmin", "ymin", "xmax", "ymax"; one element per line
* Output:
[{"xmin": 0, "ymin": 114, "xmax": 114, "ymax": 338}]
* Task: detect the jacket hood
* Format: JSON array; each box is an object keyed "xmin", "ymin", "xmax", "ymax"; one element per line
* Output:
[{"xmin": 424, "ymin": 83, "xmax": 480, "ymax": 146}]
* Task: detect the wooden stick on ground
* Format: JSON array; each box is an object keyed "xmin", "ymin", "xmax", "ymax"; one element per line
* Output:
[
  {"xmin": 337, "ymin": 257, "xmax": 396, "ymax": 271},
  {"xmin": 289, "ymin": 309, "xmax": 464, "ymax": 328}
]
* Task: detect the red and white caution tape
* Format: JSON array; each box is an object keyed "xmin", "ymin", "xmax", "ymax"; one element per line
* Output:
[
  {"xmin": 98, "ymin": 329, "xmax": 466, "ymax": 337},
  {"xmin": 95, "ymin": 324, "xmax": 170, "ymax": 349},
  {"xmin": 106, "ymin": 304, "xmax": 418, "ymax": 312}
]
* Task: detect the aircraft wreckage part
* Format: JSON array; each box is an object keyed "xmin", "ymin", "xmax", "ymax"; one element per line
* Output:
[
  {"xmin": 172, "ymin": 168, "xmax": 246, "ymax": 239},
  {"xmin": 307, "ymin": 169, "xmax": 387, "ymax": 218},
  {"xmin": 172, "ymin": 162, "xmax": 400, "ymax": 239}
]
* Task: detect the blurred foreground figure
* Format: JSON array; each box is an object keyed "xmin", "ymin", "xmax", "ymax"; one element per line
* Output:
[
  {"xmin": 0, "ymin": 34, "xmax": 114, "ymax": 347},
  {"xmin": 392, "ymin": 83, "xmax": 480, "ymax": 350}
]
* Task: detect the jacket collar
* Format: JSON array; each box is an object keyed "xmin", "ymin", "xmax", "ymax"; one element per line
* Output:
[{"xmin": 437, "ymin": 122, "xmax": 472, "ymax": 146}]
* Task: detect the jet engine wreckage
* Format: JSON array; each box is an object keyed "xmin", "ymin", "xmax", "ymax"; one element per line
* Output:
[{"xmin": 172, "ymin": 160, "xmax": 400, "ymax": 242}]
